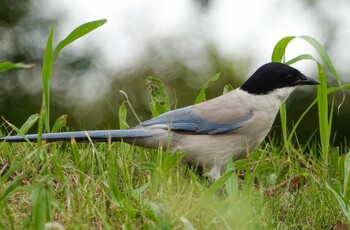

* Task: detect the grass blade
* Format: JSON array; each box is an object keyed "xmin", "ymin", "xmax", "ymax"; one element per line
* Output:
[
  {"xmin": 271, "ymin": 36, "xmax": 296, "ymax": 62},
  {"xmin": 51, "ymin": 115, "xmax": 67, "ymax": 133},
  {"xmin": 40, "ymin": 25, "xmax": 54, "ymax": 134},
  {"xmin": 0, "ymin": 62, "xmax": 34, "ymax": 73},
  {"xmin": 19, "ymin": 114, "xmax": 40, "ymax": 134},
  {"xmin": 300, "ymin": 35, "xmax": 341, "ymax": 85},
  {"xmin": 326, "ymin": 183, "xmax": 350, "ymax": 223},
  {"xmin": 0, "ymin": 174, "xmax": 26, "ymax": 202},
  {"xmin": 279, "ymin": 103, "xmax": 289, "ymax": 151},
  {"xmin": 194, "ymin": 72, "xmax": 220, "ymax": 104},
  {"xmin": 118, "ymin": 101, "xmax": 129, "ymax": 129},
  {"xmin": 285, "ymin": 54, "xmax": 316, "ymax": 65},
  {"xmin": 119, "ymin": 90, "xmax": 141, "ymax": 124},
  {"xmin": 186, "ymin": 169, "xmax": 234, "ymax": 219},
  {"xmin": 316, "ymin": 63, "xmax": 329, "ymax": 162},
  {"xmin": 271, "ymin": 36, "xmax": 297, "ymax": 149},
  {"xmin": 31, "ymin": 180, "xmax": 52, "ymax": 230},
  {"xmin": 53, "ymin": 19, "xmax": 107, "ymax": 61}
]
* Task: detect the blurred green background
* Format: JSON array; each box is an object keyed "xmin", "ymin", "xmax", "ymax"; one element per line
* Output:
[{"xmin": 0, "ymin": 0, "xmax": 349, "ymax": 145}]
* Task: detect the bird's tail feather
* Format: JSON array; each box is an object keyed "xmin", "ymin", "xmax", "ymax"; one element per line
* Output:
[{"xmin": 0, "ymin": 129, "xmax": 154, "ymax": 143}]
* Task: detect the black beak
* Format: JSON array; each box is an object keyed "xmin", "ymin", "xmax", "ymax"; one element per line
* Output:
[{"xmin": 295, "ymin": 73, "xmax": 320, "ymax": 85}]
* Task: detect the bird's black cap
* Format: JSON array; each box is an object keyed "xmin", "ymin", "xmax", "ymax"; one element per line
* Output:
[{"xmin": 240, "ymin": 62, "xmax": 320, "ymax": 95}]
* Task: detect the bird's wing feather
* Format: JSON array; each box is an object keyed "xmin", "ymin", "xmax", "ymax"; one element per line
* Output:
[{"xmin": 141, "ymin": 106, "xmax": 253, "ymax": 134}]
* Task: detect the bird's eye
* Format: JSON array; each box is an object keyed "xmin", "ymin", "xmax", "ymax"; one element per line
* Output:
[{"xmin": 286, "ymin": 74, "xmax": 294, "ymax": 82}]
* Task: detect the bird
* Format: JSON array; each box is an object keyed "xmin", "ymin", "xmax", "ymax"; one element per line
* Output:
[{"xmin": 0, "ymin": 62, "xmax": 320, "ymax": 179}]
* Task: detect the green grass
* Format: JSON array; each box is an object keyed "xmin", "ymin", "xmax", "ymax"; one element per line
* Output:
[
  {"xmin": 0, "ymin": 138, "xmax": 346, "ymax": 229},
  {"xmin": 1, "ymin": 21, "xmax": 350, "ymax": 229}
]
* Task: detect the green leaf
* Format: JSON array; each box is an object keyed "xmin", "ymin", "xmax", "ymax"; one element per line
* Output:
[
  {"xmin": 41, "ymin": 25, "xmax": 55, "ymax": 134},
  {"xmin": 326, "ymin": 183, "xmax": 350, "ymax": 223},
  {"xmin": 223, "ymin": 84, "xmax": 234, "ymax": 94},
  {"xmin": 108, "ymin": 159, "xmax": 124, "ymax": 207},
  {"xmin": 31, "ymin": 178, "xmax": 53, "ymax": 230},
  {"xmin": 225, "ymin": 160, "xmax": 238, "ymax": 199},
  {"xmin": 3, "ymin": 120, "xmax": 34, "ymax": 147},
  {"xmin": 118, "ymin": 101, "xmax": 129, "ymax": 129},
  {"xmin": 344, "ymin": 152, "xmax": 350, "ymax": 197},
  {"xmin": 316, "ymin": 63, "xmax": 329, "ymax": 161},
  {"xmin": 0, "ymin": 151, "xmax": 36, "ymax": 183},
  {"xmin": 145, "ymin": 76, "xmax": 171, "ymax": 116},
  {"xmin": 327, "ymin": 84, "xmax": 350, "ymax": 94},
  {"xmin": 0, "ymin": 174, "xmax": 26, "ymax": 202},
  {"xmin": 0, "ymin": 62, "xmax": 34, "ymax": 73},
  {"xmin": 53, "ymin": 19, "xmax": 107, "ymax": 60},
  {"xmin": 300, "ymin": 35, "xmax": 341, "ymax": 86},
  {"xmin": 194, "ymin": 72, "xmax": 220, "ymax": 104},
  {"xmin": 119, "ymin": 90, "xmax": 141, "ymax": 124},
  {"xmin": 51, "ymin": 114, "xmax": 68, "ymax": 133},
  {"xmin": 271, "ymin": 36, "xmax": 296, "ymax": 62},
  {"xmin": 161, "ymin": 151, "xmax": 184, "ymax": 173},
  {"xmin": 285, "ymin": 54, "xmax": 317, "ymax": 65},
  {"xmin": 19, "ymin": 114, "xmax": 40, "ymax": 134},
  {"xmin": 70, "ymin": 139, "xmax": 85, "ymax": 186}
]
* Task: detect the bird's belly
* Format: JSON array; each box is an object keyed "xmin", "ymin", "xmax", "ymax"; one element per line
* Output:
[
  {"xmin": 170, "ymin": 121, "xmax": 273, "ymax": 169},
  {"xmin": 171, "ymin": 133, "xmax": 250, "ymax": 167}
]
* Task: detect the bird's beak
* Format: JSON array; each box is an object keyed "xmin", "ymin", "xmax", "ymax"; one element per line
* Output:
[{"xmin": 296, "ymin": 73, "xmax": 321, "ymax": 85}]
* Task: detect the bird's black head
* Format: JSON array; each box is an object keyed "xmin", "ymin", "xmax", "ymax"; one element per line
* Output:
[{"xmin": 240, "ymin": 62, "xmax": 320, "ymax": 95}]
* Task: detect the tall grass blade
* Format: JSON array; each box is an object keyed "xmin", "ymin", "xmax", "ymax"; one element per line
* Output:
[
  {"xmin": 316, "ymin": 63, "xmax": 329, "ymax": 162},
  {"xmin": 279, "ymin": 103, "xmax": 289, "ymax": 151},
  {"xmin": 271, "ymin": 36, "xmax": 296, "ymax": 149},
  {"xmin": 31, "ymin": 178, "xmax": 53, "ymax": 230},
  {"xmin": 299, "ymin": 35, "xmax": 341, "ymax": 86},
  {"xmin": 343, "ymin": 152, "xmax": 350, "ymax": 197},
  {"xmin": 39, "ymin": 20, "xmax": 107, "ymax": 137},
  {"xmin": 108, "ymin": 158, "xmax": 123, "ymax": 208},
  {"xmin": 53, "ymin": 19, "xmax": 107, "ymax": 61},
  {"xmin": 40, "ymin": 25, "xmax": 54, "ymax": 134},
  {"xmin": 225, "ymin": 160, "xmax": 238, "ymax": 199}
]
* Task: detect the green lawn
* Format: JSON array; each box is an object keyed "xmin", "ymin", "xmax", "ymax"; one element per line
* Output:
[{"xmin": 0, "ymin": 139, "xmax": 347, "ymax": 229}]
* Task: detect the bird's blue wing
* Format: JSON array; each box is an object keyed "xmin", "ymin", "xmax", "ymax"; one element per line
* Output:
[{"xmin": 140, "ymin": 107, "xmax": 253, "ymax": 134}]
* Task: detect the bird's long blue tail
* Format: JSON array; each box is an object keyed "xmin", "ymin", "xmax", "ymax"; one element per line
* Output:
[{"xmin": 0, "ymin": 129, "xmax": 154, "ymax": 143}]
